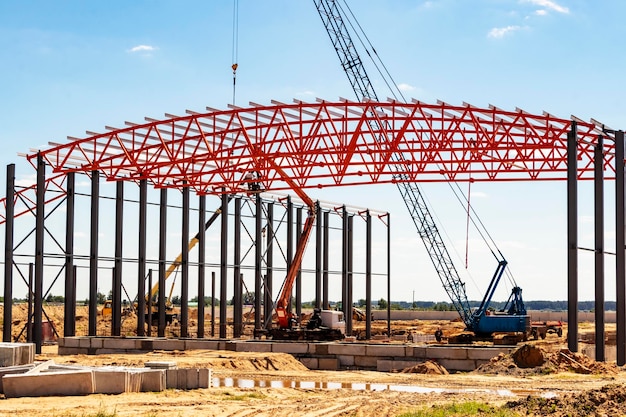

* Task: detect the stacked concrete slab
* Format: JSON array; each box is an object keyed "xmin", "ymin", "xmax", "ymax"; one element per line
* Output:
[
  {"xmin": 59, "ymin": 336, "xmax": 514, "ymax": 372},
  {"xmin": 0, "ymin": 342, "xmax": 35, "ymax": 367}
]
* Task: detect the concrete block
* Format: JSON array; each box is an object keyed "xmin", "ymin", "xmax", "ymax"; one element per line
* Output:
[
  {"xmin": 426, "ymin": 346, "xmax": 468, "ymax": 360},
  {"xmin": 184, "ymin": 368, "xmax": 197, "ymax": 389},
  {"xmin": 328, "ymin": 343, "xmax": 366, "ymax": 356},
  {"xmin": 411, "ymin": 346, "xmax": 428, "ymax": 359},
  {"xmin": 225, "ymin": 341, "xmax": 238, "ymax": 351},
  {"xmin": 102, "ymin": 338, "xmax": 137, "ymax": 350},
  {"xmin": 467, "ymin": 347, "xmax": 510, "ymax": 361},
  {"xmin": 79, "ymin": 337, "xmax": 93, "ymax": 348},
  {"xmin": 166, "ymin": 369, "xmax": 178, "ymax": 389},
  {"xmin": 58, "ymin": 346, "xmax": 88, "ymax": 355},
  {"xmin": 0, "ymin": 344, "xmax": 18, "ymax": 367},
  {"xmin": 138, "ymin": 339, "xmax": 153, "ymax": 351},
  {"xmin": 145, "ymin": 361, "xmax": 177, "ymax": 369},
  {"xmin": 317, "ymin": 358, "xmax": 339, "ymax": 371},
  {"xmin": 238, "ymin": 342, "xmax": 272, "ymax": 352},
  {"xmin": 366, "ymin": 344, "xmax": 406, "ymax": 357},
  {"xmin": 337, "ymin": 355, "xmax": 355, "ymax": 367},
  {"xmin": 377, "ymin": 360, "xmax": 420, "ymax": 372},
  {"xmin": 91, "ymin": 337, "xmax": 104, "ymax": 349},
  {"xmin": 354, "ymin": 355, "xmax": 379, "ymax": 369},
  {"xmin": 140, "ymin": 369, "xmax": 166, "ymax": 392},
  {"xmin": 299, "ymin": 357, "xmax": 318, "ymax": 369},
  {"xmin": 184, "ymin": 339, "xmax": 221, "ymax": 350},
  {"xmin": 271, "ymin": 342, "xmax": 309, "ymax": 354},
  {"xmin": 437, "ymin": 358, "xmax": 476, "ymax": 372},
  {"xmin": 198, "ymin": 368, "xmax": 211, "ymax": 388},
  {"xmin": 3, "ymin": 370, "xmax": 95, "ymax": 398},
  {"xmin": 0, "ymin": 364, "xmax": 35, "ymax": 393},
  {"xmin": 25, "ymin": 360, "xmax": 54, "ymax": 374},
  {"xmin": 152, "ymin": 339, "xmax": 185, "ymax": 351},
  {"xmin": 312, "ymin": 343, "xmax": 330, "ymax": 355},
  {"xmin": 93, "ymin": 368, "xmax": 128, "ymax": 394}
]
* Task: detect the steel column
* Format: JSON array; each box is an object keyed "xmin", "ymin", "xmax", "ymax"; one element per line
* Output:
[
  {"xmin": 567, "ymin": 123, "xmax": 578, "ymax": 352},
  {"xmin": 181, "ymin": 184, "xmax": 190, "ymax": 338},
  {"xmin": 233, "ymin": 197, "xmax": 242, "ymax": 337},
  {"xmin": 315, "ymin": 201, "xmax": 322, "ymax": 309},
  {"xmin": 137, "ymin": 179, "xmax": 147, "ymax": 336},
  {"xmin": 616, "ymin": 130, "xmax": 626, "ymax": 366},
  {"xmin": 197, "ymin": 195, "xmax": 206, "ymax": 338},
  {"xmin": 341, "ymin": 205, "xmax": 349, "ymax": 330},
  {"xmin": 594, "ymin": 135, "xmax": 605, "ymax": 361},
  {"xmin": 112, "ymin": 181, "xmax": 123, "ymax": 336},
  {"xmin": 265, "ymin": 203, "xmax": 274, "ymax": 327},
  {"xmin": 147, "ymin": 269, "xmax": 152, "ymax": 336},
  {"xmin": 33, "ymin": 154, "xmax": 45, "ymax": 352},
  {"xmin": 158, "ymin": 189, "xmax": 167, "ymax": 337},
  {"xmin": 295, "ymin": 207, "xmax": 302, "ymax": 319},
  {"xmin": 220, "ymin": 192, "xmax": 228, "ymax": 338},
  {"xmin": 347, "ymin": 214, "xmax": 353, "ymax": 336},
  {"xmin": 3, "ymin": 164, "xmax": 15, "ymax": 342},
  {"xmin": 387, "ymin": 213, "xmax": 391, "ymax": 337},
  {"xmin": 88, "ymin": 171, "xmax": 99, "ymax": 336},
  {"xmin": 254, "ymin": 194, "xmax": 262, "ymax": 331},
  {"xmin": 211, "ymin": 271, "xmax": 216, "ymax": 337},
  {"xmin": 63, "ymin": 172, "xmax": 75, "ymax": 337},
  {"xmin": 286, "ymin": 197, "xmax": 293, "ymax": 311},
  {"xmin": 27, "ymin": 263, "xmax": 33, "ymax": 342},
  {"xmin": 365, "ymin": 209, "xmax": 372, "ymax": 340},
  {"xmin": 323, "ymin": 210, "xmax": 329, "ymax": 309}
]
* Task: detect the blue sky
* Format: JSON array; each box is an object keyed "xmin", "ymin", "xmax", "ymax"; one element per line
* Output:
[{"xmin": 1, "ymin": 0, "xmax": 626, "ymax": 305}]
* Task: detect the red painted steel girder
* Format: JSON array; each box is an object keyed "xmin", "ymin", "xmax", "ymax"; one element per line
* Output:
[
  {"xmin": 26, "ymin": 99, "xmax": 615, "ymax": 196},
  {"xmin": 0, "ymin": 173, "xmax": 67, "ymax": 225}
]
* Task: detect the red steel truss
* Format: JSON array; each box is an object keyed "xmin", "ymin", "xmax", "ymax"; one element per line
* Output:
[{"xmin": 24, "ymin": 99, "xmax": 615, "ymax": 197}]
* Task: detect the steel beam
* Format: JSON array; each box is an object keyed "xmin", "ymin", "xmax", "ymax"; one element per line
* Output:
[
  {"xmin": 181, "ymin": 184, "xmax": 190, "ymax": 338},
  {"xmin": 617, "ymin": 130, "xmax": 626, "ymax": 366},
  {"xmin": 112, "ymin": 181, "xmax": 123, "ymax": 336},
  {"xmin": 34, "ymin": 154, "xmax": 45, "ymax": 352},
  {"xmin": 387, "ymin": 213, "xmax": 391, "ymax": 337},
  {"xmin": 265, "ymin": 203, "xmax": 274, "ymax": 327},
  {"xmin": 286, "ymin": 197, "xmax": 293, "ymax": 312},
  {"xmin": 211, "ymin": 271, "xmax": 216, "ymax": 337},
  {"xmin": 255, "ymin": 194, "xmax": 262, "ymax": 331},
  {"xmin": 567, "ymin": 123, "xmax": 578, "ymax": 352},
  {"xmin": 220, "ymin": 192, "xmax": 228, "ymax": 339},
  {"xmin": 323, "ymin": 210, "xmax": 329, "ymax": 309},
  {"xmin": 295, "ymin": 207, "xmax": 302, "ymax": 319},
  {"xmin": 342, "ymin": 205, "xmax": 349, "ymax": 332},
  {"xmin": 594, "ymin": 135, "xmax": 605, "ymax": 361},
  {"xmin": 233, "ymin": 197, "xmax": 242, "ymax": 337},
  {"xmin": 147, "ymin": 269, "xmax": 152, "ymax": 337},
  {"xmin": 315, "ymin": 201, "xmax": 322, "ymax": 309},
  {"xmin": 64, "ymin": 172, "xmax": 75, "ymax": 337},
  {"xmin": 158, "ymin": 189, "xmax": 167, "ymax": 337},
  {"xmin": 197, "ymin": 195, "xmax": 206, "ymax": 338},
  {"xmin": 89, "ymin": 170, "xmax": 99, "ymax": 336},
  {"xmin": 137, "ymin": 179, "xmax": 147, "ymax": 336},
  {"xmin": 366, "ymin": 209, "xmax": 372, "ymax": 340},
  {"xmin": 3, "ymin": 164, "xmax": 15, "ymax": 342}
]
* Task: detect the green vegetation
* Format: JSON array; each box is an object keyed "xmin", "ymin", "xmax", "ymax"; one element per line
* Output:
[{"xmin": 398, "ymin": 401, "xmax": 519, "ymax": 417}]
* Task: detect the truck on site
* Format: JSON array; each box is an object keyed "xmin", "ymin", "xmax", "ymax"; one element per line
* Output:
[{"xmin": 314, "ymin": 0, "xmax": 547, "ymax": 343}]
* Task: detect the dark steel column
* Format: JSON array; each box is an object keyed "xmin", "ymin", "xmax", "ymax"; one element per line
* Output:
[
  {"xmin": 254, "ymin": 195, "xmax": 262, "ymax": 331},
  {"xmin": 211, "ymin": 271, "xmax": 216, "ymax": 337},
  {"xmin": 197, "ymin": 195, "xmax": 206, "ymax": 338},
  {"xmin": 219, "ymin": 192, "xmax": 228, "ymax": 338},
  {"xmin": 286, "ymin": 197, "xmax": 293, "ymax": 311},
  {"xmin": 265, "ymin": 203, "xmax": 274, "ymax": 327},
  {"xmin": 147, "ymin": 269, "xmax": 152, "ymax": 336},
  {"xmin": 346, "ymin": 214, "xmax": 353, "ymax": 336},
  {"xmin": 89, "ymin": 171, "xmax": 99, "ymax": 336},
  {"xmin": 387, "ymin": 213, "xmax": 391, "ymax": 337},
  {"xmin": 137, "ymin": 179, "xmax": 147, "ymax": 336},
  {"xmin": 616, "ymin": 130, "xmax": 626, "ymax": 366},
  {"xmin": 3, "ymin": 164, "xmax": 15, "ymax": 342},
  {"xmin": 594, "ymin": 135, "xmax": 605, "ymax": 361},
  {"xmin": 34, "ymin": 154, "xmax": 45, "ymax": 353},
  {"xmin": 27, "ymin": 263, "xmax": 33, "ymax": 342},
  {"xmin": 365, "ymin": 210, "xmax": 372, "ymax": 340},
  {"xmin": 64, "ymin": 172, "xmax": 75, "ymax": 337},
  {"xmin": 158, "ymin": 189, "xmax": 167, "ymax": 337},
  {"xmin": 323, "ymin": 210, "xmax": 329, "ymax": 309},
  {"xmin": 295, "ymin": 207, "xmax": 302, "ymax": 318},
  {"xmin": 315, "ymin": 201, "xmax": 322, "ymax": 309},
  {"xmin": 341, "ymin": 206, "xmax": 348, "ymax": 327},
  {"xmin": 112, "ymin": 181, "xmax": 124, "ymax": 336},
  {"xmin": 567, "ymin": 122, "xmax": 578, "ymax": 352},
  {"xmin": 181, "ymin": 185, "xmax": 190, "ymax": 338},
  {"xmin": 233, "ymin": 197, "xmax": 242, "ymax": 337}
]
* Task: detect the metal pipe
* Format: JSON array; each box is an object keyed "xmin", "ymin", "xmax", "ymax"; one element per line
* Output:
[{"xmin": 3, "ymin": 164, "xmax": 15, "ymax": 342}]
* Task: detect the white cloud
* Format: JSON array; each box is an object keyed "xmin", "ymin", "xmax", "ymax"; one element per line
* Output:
[
  {"xmin": 398, "ymin": 83, "xmax": 416, "ymax": 92},
  {"xmin": 487, "ymin": 25, "xmax": 522, "ymax": 38},
  {"xmin": 15, "ymin": 175, "xmax": 36, "ymax": 187},
  {"xmin": 128, "ymin": 44, "xmax": 157, "ymax": 53},
  {"xmin": 534, "ymin": 9, "xmax": 548, "ymax": 16},
  {"xmin": 521, "ymin": 0, "xmax": 569, "ymax": 14}
]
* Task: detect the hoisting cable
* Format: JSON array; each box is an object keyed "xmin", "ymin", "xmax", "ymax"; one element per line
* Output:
[{"xmin": 231, "ymin": 0, "xmax": 239, "ymax": 106}]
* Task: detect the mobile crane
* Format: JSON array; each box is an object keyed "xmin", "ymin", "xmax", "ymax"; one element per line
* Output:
[{"xmin": 314, "ymin": 0, "xmax": 531, "ymax": 342}]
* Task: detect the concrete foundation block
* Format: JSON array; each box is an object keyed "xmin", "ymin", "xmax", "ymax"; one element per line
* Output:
[
  {"xmin": 102, "ymin": 338, "xmax": 137, "ymax": 350},
  {"xmin": 312, "ymin": 343, "xmax": 330, "ymax": 355},
  {"xmin": 184, "ymin": 340, "xmax": 220, "ymax": 350},
  {"xmin": 318, "ymin": 358, "xmax": 339, "ymax": 370},
  {"xmin": 58, "ymin": 346, "xmax": 88, "ymax": 355},
  {"xmin": 140, "ymin": 369, "xmax": 166, "ymax": 392},
  {"xmin": 3, "ymin": 370, "xmax": 95, "ymax": 398},
  {"xmin": 272, "ymin": 342, "xmax": 309, "ymax": 354},
  {"xmin": 366, "ymin": 344, "xmax": 406, "ymax": 357},
  {"xmin": 426, "ymin": 346, "xmax": 468, "ymax": 360},
  {"xmin": 166, "ymin": 369, "xmax": 178, "ymax": 389},
  {"xmin": 411, "ymin": 346, "xmax": 428, "ymax": 359},
  {"xmin": 60, "ymin": 337, "xmax": 75, "ymax": 348},
  {"xmin": 153, "ymin": 339, "xmax": 185, "ymax": 351},
  {"xmin": 467, "ymin": 347, "xmax": 510, "ymax": 361},
  {"xmin": 354, "ymin": 355, "xmax": 379, "ymax": 369},
  {"xmin": 328, "ymin": 344, "xmax": 366, "ymax": 356},
  {"xmin": 238, "ymin": 342, "xmax": 272, "ymax": 352},
  {"xmin": 0, "ymin": 364, "xmax": 35, "ymax": 393},
  {"xmin": 78, "ymin": 337, "xmax": 92, "ymax": 348},
  {"xmin": 198, "ymin": 368, "xmax": 211, "ymax": 388},
  {"xmin": 93, "ymin": 368, "xmax": 129, "ymax": 394},
  {"xmin": 337, "ymin": 355, "xmax": 355, "ymax": 367},
  {"xmin": 379, "ymin": 359, "xmax": 420, "ymax": 372},
  {"xmin": 91, "ymin": 337, "xmax": 104, "ymax": 349},
  {"xmin": 145, "ymin": 361, "xmax": 177, "ymax": 369},
  {"xmin": 186, "ymin": 368, "xmax": 199, "ymax": 389},
  {"xmin": 299, "ymin": 357, "xmax": 318, "ymax": 369}
]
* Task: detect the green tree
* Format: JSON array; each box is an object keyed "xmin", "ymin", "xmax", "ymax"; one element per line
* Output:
[
  {"xmin": 378, "ymin": 298, "xmax": 387, "ymax": 310},
  {"xmin": 96, "ymin": 292, "xmax": 107, "ymax": 304}
]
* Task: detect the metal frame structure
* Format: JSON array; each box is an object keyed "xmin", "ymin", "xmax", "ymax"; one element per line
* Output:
[{"xmin": 0, "ymin": 99, "xmax": 623, "ymax": 363}]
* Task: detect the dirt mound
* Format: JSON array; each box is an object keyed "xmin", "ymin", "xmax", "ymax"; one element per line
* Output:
[
  {"xmin": 475, "ymin": 345, "xmax": 618, "ymax": 376},
  {"xmin": 398, "ymin": 360, "xmax": 448, "ymax": 375},
  {"xmin": 507, "ymin": 384, "xmax": 626, "ymax": 416}
]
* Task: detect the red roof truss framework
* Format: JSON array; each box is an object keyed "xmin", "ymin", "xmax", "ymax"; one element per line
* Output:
[{"xmin": 19, "ymin": 99, "xmax": 617, "ymax": 199}]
